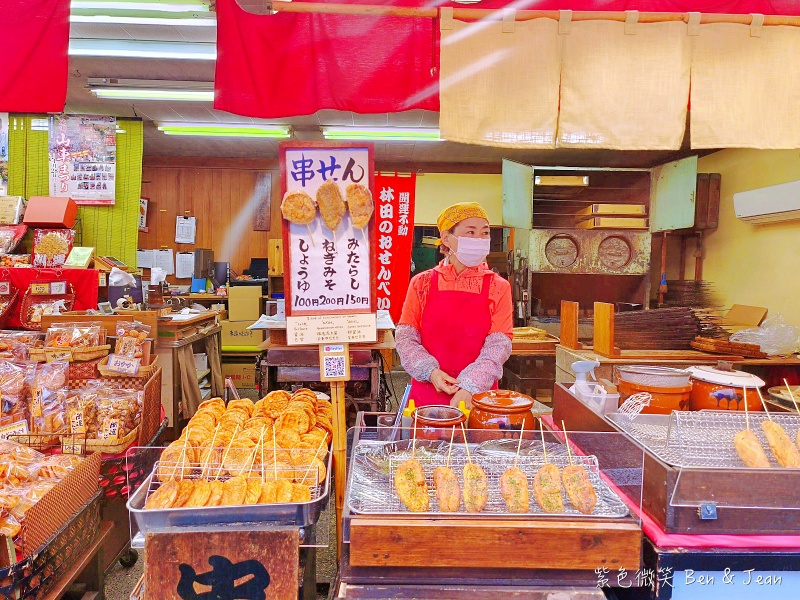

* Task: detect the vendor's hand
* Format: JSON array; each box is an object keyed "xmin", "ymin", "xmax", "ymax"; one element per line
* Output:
[
  {"xmin": 430, "ymin": 369, "xmax": 460, "ymax": 395},
  {"xmin": 452, "ymin": 388, "xmax": 473, "ymax": 409}
]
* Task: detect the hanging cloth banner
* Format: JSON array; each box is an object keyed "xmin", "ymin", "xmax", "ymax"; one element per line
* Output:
[
  {"xmin": 0, "ymin": 0, "xmax": 70, "ymax": 113},
  {"xmin": 214, "ymin": 0, "xmax": 439, "ymax": 118},
  {"xmin": 374, "ymin": 173, "xmax": 416, "ymax": 325}
]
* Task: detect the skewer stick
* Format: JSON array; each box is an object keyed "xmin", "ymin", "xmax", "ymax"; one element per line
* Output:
[
  {"xmin": 272, "ymin": 428, "xmax": 278, "ymax": 479},
  {"xmin": 459, "ymin": 421, "xmax": 472, "ymax": 464},
  {"xmin": 215, "ymin": 425, "xmax": 239, "ymax": 479},
  {"xmin": 300, "ymin": 437, "xmax": 328, "ymax": 486},
  {"xmin": 306, "ymin": 224, "xmax": 316, "ymax": 247},
  {"xmin": 245, "ymin": 426, "xmax": 268, "ymax": 477},
  {"xmin": 446, "ymin": 425, "xmax": 455, "ymax": 469},
  {"xmin": 561, "ymin": 420, "xmax": 574, "ymax": 467},
  {"xmin": 170, "ymin": 428, "xmax": 191, "ymax": 481},
  {"xmin": 411, "ymin": 412, "xmax": 418, "ymax": 461},
  {"xmin": 540, "ymin": 424, "xmax": 548, "ymax": 464},
  {"xmin": 755, "ymin": 387, "xmax": 773, "ymax": 421},
  {"xmin": 200, "ymin": 426, "xmax": 220, "ymax": 479},
  {"xmin": 514, "ymin": 419, "xmax": 526, "ymax": 469},
  {"xmin": 783, "ymin": 378, "xmax": 800, "ymax": 415},
  {"xmin": 743, "ymin": 386, "xmax": 751, "ymax": 431}
]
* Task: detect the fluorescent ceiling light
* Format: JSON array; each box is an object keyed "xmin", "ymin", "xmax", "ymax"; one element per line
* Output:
[
  {"xmin": 69, "ymin": 39, "xmax": 216, "ymax": 60},
  {"xmin": 71, "ymin": 2, "xmax": 209, "ymax": 12},
  {"xmin": 157, "ymin": 122, "xmax": 292, "ymax": 138},
  {"xmin": 88, "ymin": 79, "xmax": 214, "ymax": 101},
  {"xmin": 71, "ymin": 15, "xmax": 215, "ymax": 26},
  {"xmin": 321, "ymin": 127, "xmax": 442, "ymax": 142}
]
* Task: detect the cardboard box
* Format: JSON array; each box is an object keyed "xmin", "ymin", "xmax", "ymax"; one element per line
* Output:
[
  {"xmin": 221, "ymin": 320, "xmax": 265, "ymax": 348},
  {"xmin": 721, "ymin": 304, "xmax": 768, "ymax": 333},
  {"xmin": 222, "ymin": 361, "xmax": 257, "ymax": 389},
  {"xmin": 0, "ymin": 196, "xmax": 26, "ymax": 225},
  {"xmin": 228, "ymin": 285, "xmax": 262, "ymax": 322},
  {"xmin": 23, "ymin": 196, "xmax": 78, "ymax": 228}
]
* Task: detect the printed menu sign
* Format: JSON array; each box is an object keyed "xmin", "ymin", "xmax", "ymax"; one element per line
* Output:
[
  {"xmin": 280, "ymin": 143, "xmax": 375, "ymax": 317},
  {"xmin": 286, "ymin": 313, "xmax": 377, "ymax": 346}
]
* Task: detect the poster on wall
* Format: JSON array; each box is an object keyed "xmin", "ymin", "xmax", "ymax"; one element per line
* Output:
[
  {"xmin": 48, "ymin": 114, "xmax": 116, "ymax": 205},
  {"xmin": 374, "ymin": 173, "xmax": 416, "ymax": 325},
  {"xmin": 280, "ymin": 142, "xmax": 376, "ymax": 317},
  {"xmin": 0, "ymin": 113, "xmax": 8, "ymax": 195}
]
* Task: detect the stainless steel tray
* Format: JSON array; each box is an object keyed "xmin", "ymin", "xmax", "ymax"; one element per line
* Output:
[
  {"xmin": 346, "ymin": 438, "xmax": 629, "ymax": 519},
  {"xmin": 127, "ymin": 451, "xmax": 331, "ymax": 531},
  {"xmin": 608, "ymin": 410, "xmax": 800, "ymax": 469}
]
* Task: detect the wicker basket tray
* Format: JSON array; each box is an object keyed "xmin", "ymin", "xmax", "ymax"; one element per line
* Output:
[
  {"xmin": 97, "ymin": 354, "xmax": 159, "ymax": 378},
  {"xmin": 86, "ymin": 425, "xmax": 139, "ymax": 455},
  {"xmin": 29, "ymin": 344, "xmax": 111, "ymax": 363}
]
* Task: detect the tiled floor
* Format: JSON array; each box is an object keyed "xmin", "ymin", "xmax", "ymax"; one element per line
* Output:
[{"xmin": 104, "ymin": 367, "xmax": 410, "ymax": 600}]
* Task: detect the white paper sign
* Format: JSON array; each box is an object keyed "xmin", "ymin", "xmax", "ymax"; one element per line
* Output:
[
  {"xmin": 0, "ymin": 420, "xmax": 29, "ymax": 441},
  {"xmin": 175, "ymin": 216, "xmax": 196, "ymax": 244},
  {"xmin": 285, "ymin": 147, "xmax": 371, "ymax": 314},
  {"xmin": 287, "ymin": 313, "xmax": 377, "ymax": 345},
  {"xmin": 106, "ymin": 353, "xmax": 141, "ymax": 375},
  {"xmin": 176, "ymin": 252, "xmax": 195, "ymax": 279},
  {"xmin": 155, "ymin": 249, "xmax": 174, "ymax": 275},
  {"xmin": 137, "ymin": 249, "xmax": 155, "ymax": 269}
]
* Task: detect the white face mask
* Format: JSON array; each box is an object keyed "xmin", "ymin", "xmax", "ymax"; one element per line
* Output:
[{"xmin": 453, "ymin": 236, "xmax": 491, "ymax": 267}]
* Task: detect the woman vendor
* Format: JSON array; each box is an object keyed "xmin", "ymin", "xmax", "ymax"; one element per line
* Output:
[{"xmin": 396, "ymin": 202, "xmax": 513, "ymax": 407}]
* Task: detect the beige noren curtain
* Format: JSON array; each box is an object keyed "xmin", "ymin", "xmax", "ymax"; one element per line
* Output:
[
  {"xmin": 439, "ymin": 14, "xmax": 561, "ymax": 149},
  {"xmin": 558, "ymin": 20, "xmax": 690, "ymax": 150},
  {"xmin": 691, "ymin": 23, "xmax": 800, "ymax": 149}
]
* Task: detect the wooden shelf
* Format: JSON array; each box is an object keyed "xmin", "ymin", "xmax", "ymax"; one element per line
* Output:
[{"xmin": 196, "ymin": 368, "xmax": 210, "ymax": 381}]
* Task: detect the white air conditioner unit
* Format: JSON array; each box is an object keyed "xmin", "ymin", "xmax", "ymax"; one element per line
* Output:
[{"xmin": 733, "ymin": 180, "xmax": 800, "ymax": 224}]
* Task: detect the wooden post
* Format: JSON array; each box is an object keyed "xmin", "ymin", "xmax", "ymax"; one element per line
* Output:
[
  {"xmin": 695, "ymin": 232, "xmax": 704, "ymax": 281},
  {"xmin": 329, "ymin": 379, "xmax": 347, "ymax": 559},
  {"xmin": 593, "ymin": 302, "xmax": 620, "ymax": 357},
  {"xmin": 560, "ymin": 300, "xmax": 582, "ymax": 350},
  {"xmin": 658, "ymin": 232, "xmax": 668, "ymax": 307},
  {"xmin": 678, "ymin": 236, "xmax": 686, "ymax": 282}
]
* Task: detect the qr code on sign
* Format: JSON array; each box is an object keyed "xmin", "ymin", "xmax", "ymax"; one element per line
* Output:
[{"xmin": 323, "ymin": 356, "xmax": 346, "ymax": 379}]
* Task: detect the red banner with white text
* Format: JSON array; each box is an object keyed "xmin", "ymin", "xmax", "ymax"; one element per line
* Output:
[{"xmin": 375, "ymin": 174, "xmax": 416, "ymax": 325}]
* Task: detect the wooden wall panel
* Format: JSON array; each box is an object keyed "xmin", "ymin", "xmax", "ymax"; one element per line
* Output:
[{"xmin": 140, "ymin": 163, "xmax": 280, "ymax": 283}]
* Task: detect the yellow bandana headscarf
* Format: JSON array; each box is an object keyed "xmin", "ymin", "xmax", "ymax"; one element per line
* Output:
[{"xmin": 436, "ymin": 202, "xmax": 489, "ymax": 234}]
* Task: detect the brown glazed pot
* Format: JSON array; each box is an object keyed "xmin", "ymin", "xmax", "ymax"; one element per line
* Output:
[
  {"xmin": 413, "ymin": 405, "xmax": 467, "ymax": 441},
  {"xmin": 467, "ymin": 390, "xmax": 536, "ymax": 442}
]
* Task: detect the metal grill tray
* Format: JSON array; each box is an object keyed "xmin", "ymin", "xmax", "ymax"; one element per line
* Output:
[
  {"xmin": 609, "ymin": 410, "xmax": 800, "ymax": 469},
  {"xmin": 127, "ymin": 451, "xmax": 331, "ymax": 532},
  {"xmin": 346, "ymin": 439, "xmax": 629, "ymax": 519}
]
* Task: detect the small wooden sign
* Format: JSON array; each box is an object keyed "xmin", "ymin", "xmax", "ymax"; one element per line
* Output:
[
  {"xmin": 144, "ymin": 529, "xmax": 299, "ymax": 600},
  {"xmin": 61, "ymin": 437, "xmax": 85, "ymax": 455},
  {"xmin": 45, "ymin": 348, "xmax": 73, "ymax": 363},
  {"xmin": 0, "ymin": 282, "xmax": 10, "ymax": 295},
  {"xmin": 106, "ymin": 353, "xmax": 141, "ymax": 375},
  {"xmin": 286, "ymin": 313, "xmax": 376, "ymax": 346},
  {"xmin": 319, "ymin": 343, "xmax": 350, "ymax": 382},
  {"xmin": 30, "ymin": 282, "xmax": 51, "ymax": 295}
]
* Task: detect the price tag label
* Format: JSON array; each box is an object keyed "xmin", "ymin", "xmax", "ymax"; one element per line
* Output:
[
  {"xmin": 62, "ymin": 439, "xmax": 84, "ymax": 455},
  {"xmin": 30, "ymin": 282, "xmax": 51, "ymax": 295},
  {"xmin": 287, "ymin": 313, "xmax": 377, "ymax": 346},
  {"xmin": 0, "ymin": 420, "xmax": 29, "ymax": 441},
  {"xmin": 31, "ymin": 388, "xmax": 43, "ymax": 418},
  {"xmin": 45, "ymin": 348, "xmax": 73, "ymax": 363},
  {"xmin": 69, "ymin": 408, "xmax": 86, "ymax": 434},
  {"xmin": 0, "ymin": 282, "xmax": 10, "ymax": 295},
  {"xmin": 99, "ymin": 418, "xmax": 121, "ymax": 441},
  {"xmin": 99, "ymin": 272, "xmax": 107, "ymax": 287},
  {"xmin": 50, "ymin": 281, "xmax": 67, "ymax": 295},
  {"xmin": 106, "ymin": 354, "xmax": 141, "ymax": 375}
]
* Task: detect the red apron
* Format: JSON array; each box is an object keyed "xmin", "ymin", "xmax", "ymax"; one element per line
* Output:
[{"xmin": 409, "ymin": 270, "xmax": 497, "ymax": 407}]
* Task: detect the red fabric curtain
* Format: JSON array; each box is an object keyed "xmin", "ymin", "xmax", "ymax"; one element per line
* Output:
[
  {"xmin": 0, "ymin": 0, "xmax": 70, "ymax": 113},
  {"xmin": 214, "ymin": 0, "xmax": 439, "ymax": 118}
]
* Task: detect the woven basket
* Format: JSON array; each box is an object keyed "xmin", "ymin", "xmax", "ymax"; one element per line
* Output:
[
  {"xmin": 0, "ymin": 491, "xmax": 101, "ymax": 600},
  {"xmin": 29, "ymin": 344, "xmax": 111, "ymax": 363},
  {"xmin": 97, "ymin": 354, "xmax": 159, "ymax": 378},
  {"xmin": 19, "ymin": 284, "xmax": 76, "ymax": 331},
  {"xmin": 85, "ymin": 425, "xmax": 139, "ymax": 454},
  {"xmin": 99, "ymin": 418, "xmax": 168, "ymax": 504}
]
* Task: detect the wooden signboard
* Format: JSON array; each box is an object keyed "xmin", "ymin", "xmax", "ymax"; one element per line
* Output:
[
  {"xmin": 280, "ymin": 142, "xmax": 376, "ymax": 317},
  {"xmin": 144, "ymin": 530, "xmax": 298, "ymax": 600}
]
